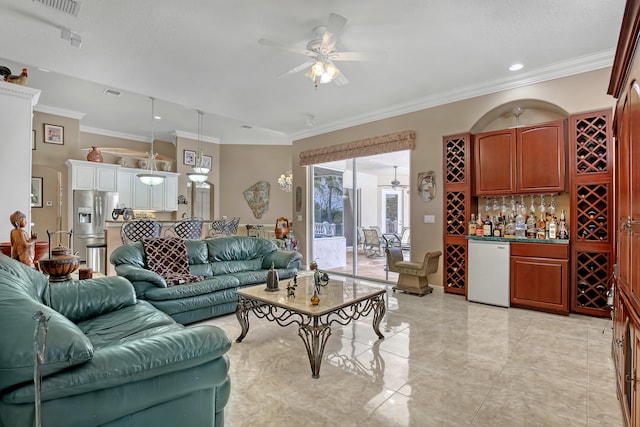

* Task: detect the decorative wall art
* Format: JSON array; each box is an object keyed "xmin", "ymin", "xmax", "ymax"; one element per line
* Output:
[
  {"xmin": 418, "ymin": 171, "xmax": 436, "ymax": 202},
  {"xmin": 183, "ymin": 150, "xmax": 196, "ymax": 165},
  {"xmin": 202, "ymin": 155, "xmax": 212, "ymax": 170},
  {"xmin": 43, "ymin": 124, "xmax": 63, "ymax": 145},
  {"xmin": 31, "ymin": 177, "xmax": 43, "ymax": 208},
  {"xmin": 243, "ymin": 181, "xmax": 270, "ymax": 219},
  {"xmin": 295, "ymin": 186, "xmax": 302, "ymax": 212}
]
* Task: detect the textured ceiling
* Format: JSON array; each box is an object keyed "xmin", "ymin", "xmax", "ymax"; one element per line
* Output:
[{"xmin": 0, "ymin": 0, "xmax": 626, "ymax": 145}]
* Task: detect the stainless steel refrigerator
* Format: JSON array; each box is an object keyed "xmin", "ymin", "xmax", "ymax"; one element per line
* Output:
[{"xmin": 72, "ymin": 190, "xmax": 119, "ymax": 264}]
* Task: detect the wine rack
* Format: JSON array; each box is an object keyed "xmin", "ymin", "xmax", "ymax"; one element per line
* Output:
[
  {"xmin": 445, "ymin": 136, "xmax": 468, "ymax": 184},
  {"xmin": 575, "ymin": 183, "xmax": 610, "ymax": 242},
  {"xmin": 573, "ymin": 251, "xmax": 611, "ymax": 314},
  {"xmin": 575, "ymin": 115, "xmax": 609, "ymax": 174},
  {"xmin": 444, "ymin": 242, "xmax": 466, "ymax": 290},
  {"xmin": 442, "ymin": 133, "xmax": 473, "ymax": 296},
  {"xmin": 570, "ymin": 109, "xmax": 613, "ymax": 317},
  {"xmin": 445, "ymin": 191, "xmax": 466, "ymax": 236}
]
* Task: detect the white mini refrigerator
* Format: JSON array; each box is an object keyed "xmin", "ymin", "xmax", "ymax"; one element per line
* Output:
[{"xmin": 468, "ymin": 240, "xmax": 511, "ymax": 307}]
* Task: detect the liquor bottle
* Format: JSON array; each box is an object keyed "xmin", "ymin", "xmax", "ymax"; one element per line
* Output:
[
  {"xmin": 558, "ymin": 209, "xmax": 569, "ymax": 239},
  {"xmin": 548, "ymin": 216, "xmax": 558, "ymax": 239},
  {"xmin": 468, "ymin": 214, "xmax": 477, "ymax": 236},
  {"xmin": 526, "ymin": 210, "xmax": 536, "ymax": 239},
  {"xmin": 536, "ymin": 216, "xmax": 546, "ymax": 240},
  {"xmin": 515, "ymin": 210, "xmax": 526, "ymax": 239},
  {"xmin": 493, "ymin": 216, "xmax": 503, "ymax": 237},
  {"xmin": 483, "ymin": 216, "xmax": 493, "ymax": 237},
  {"xmin": 476, "ymin": 213, "xmax": 483, "ymax": 237}
]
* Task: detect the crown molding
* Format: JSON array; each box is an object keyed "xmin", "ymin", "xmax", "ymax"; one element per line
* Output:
[
  {"xmin": 34, "ymin": 104, "xmax": 85, "ymax": 120},
  {"xmin": 173, "ymin": 130, "xmax": 221, "ymax": 144},
  {"xmin": 289, "ymin": 49, "xmax": 615, "ymax": 140},
  {"xmin": 80, "ymin": 125, "xmax": 150, "ymax": 143},
  {"xmin": 0, "ymin": 81, "xmax": 41, "ymax": 107}
]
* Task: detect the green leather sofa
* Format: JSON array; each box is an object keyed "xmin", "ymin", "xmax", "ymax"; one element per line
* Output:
[
  {"xmin": 110, "ymin": 236, "xmax": 302, "ymax": 324},
  {"xmin": 0, "ymin": 254, "xmax": 231, "ymax": 427}
]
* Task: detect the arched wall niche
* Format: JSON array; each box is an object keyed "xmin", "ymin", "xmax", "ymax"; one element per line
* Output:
[{"xmin": 470, "ymin": 99, "xmax": 569, "ymax": 134}]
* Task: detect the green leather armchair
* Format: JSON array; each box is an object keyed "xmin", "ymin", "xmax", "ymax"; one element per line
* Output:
[{"xmin": 0, "ymin": 254, "xmax": 231, "ymax": 427}]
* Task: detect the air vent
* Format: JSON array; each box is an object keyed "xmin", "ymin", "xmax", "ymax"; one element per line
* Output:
[
  {"xmin": 33, "ymin": 0, "xmax": 82, "ymax": 17},
  {"xmin": 103, "ymin": 88, "xmax": 122, "ymax": 97},
  {"xmin": 241, "ymin": 125, "xmax": 253, "ymax": 129}
]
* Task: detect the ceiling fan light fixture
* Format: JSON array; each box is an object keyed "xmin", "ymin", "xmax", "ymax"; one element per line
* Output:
[
  {"xmin": 312, "ymin": 61, "xmax": 325, "ymax": 76},
  {"xmin": 325, "ymin": 62, "xmax": 339, "ymax": 79}
]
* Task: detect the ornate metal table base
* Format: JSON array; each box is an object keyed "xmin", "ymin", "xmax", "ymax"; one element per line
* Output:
[{"xmin": 235, "ymin": 293, "xmax": 385, "ymax": 378}]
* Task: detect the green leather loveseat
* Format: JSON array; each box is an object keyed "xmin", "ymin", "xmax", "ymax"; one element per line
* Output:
[
  {"xmin": 110, "ymin": 236, "xmax": 302, "ymax": 324},
  {"xmin": 0, "ymin": 254, "xmax": 231, "ymax": 427}
]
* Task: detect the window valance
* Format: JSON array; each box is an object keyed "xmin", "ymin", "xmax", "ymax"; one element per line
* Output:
[{"xmin": 299, "ymin": 130, "xmax": 415, "ymax": 166}]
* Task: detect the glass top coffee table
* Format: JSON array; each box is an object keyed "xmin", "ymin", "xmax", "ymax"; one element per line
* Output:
[{"xmin": 235, "ymin": 274, "xmax": 386, "ymax": 378}]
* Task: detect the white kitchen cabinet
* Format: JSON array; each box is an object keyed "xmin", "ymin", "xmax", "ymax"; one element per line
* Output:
[
  {"xmin": 66, "ymin": 160, "xmax": 118, "ymax": 192},
  {"xmin": 126, "ymin": 168, "xmax": 178, "ymax": 211},
  {"xmin": 116, "ymin": 169, "xmax": 134, "ymax": 208},
  {"xmin": 164, "ymin": 175, "xmax": 178, "ymax": 211}
]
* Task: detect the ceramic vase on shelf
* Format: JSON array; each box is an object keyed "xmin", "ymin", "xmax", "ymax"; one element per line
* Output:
[{"xmin": 87, "ymin": 147, "xmax": 104, "ymax": 163}]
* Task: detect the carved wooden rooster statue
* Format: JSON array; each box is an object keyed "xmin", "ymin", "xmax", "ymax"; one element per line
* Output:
[{"xmin": 0, "ymin": 67, "xmax": 28, "ymax": 85}]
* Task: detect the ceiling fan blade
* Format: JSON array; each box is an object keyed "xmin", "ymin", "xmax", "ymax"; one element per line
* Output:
[
  {"xmin": 334, "ymin": 71, "xmax": 349, "ymax": 86},
  {"xmin": 320, "ymin": 13, "xmax": 347, "ymax": 54},
  {"xmin": 329, "ymin": 51, "xmax": 387, "ymax": 61},
  {"xmin": 277, "ymin": 59, "xmax": 315, "ymax": 78},
  {"xmin": 258, "ymin": 38, "xmax": 311, "ymax": 56}
]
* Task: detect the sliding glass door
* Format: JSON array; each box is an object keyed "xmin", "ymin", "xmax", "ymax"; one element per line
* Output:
[{"xmin": 311, "ymin": 151, "xmax": 409, "ymax": 282}]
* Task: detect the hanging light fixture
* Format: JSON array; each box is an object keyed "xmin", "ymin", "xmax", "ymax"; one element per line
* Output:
[
  {"xmin": 306, "ymin": 57, "xmax": 340, "ymax": 88},
  {"xmin": 278, "ymin": 171, "xmax": 293, "ymax": 192},
  {"xmin": 187, "ymin": 110, "xmax": 209, "ymax": 183},
  {"xmin": 137, "ymin": 97, "xmax": 165, "ymax": 186}
]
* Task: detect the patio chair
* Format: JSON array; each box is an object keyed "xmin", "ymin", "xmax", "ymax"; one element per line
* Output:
[
  {"xmin": 382, "ymin": 227, "xmax": 411, "ymax": 251},
  {"xmin": 165, "ymin": 218, "xmax": 203, "ymax": 240},
  {"xmin": 362, "ymin": 228, "xmax": 384, "ymax": 257},
  {"xmin": 121, "ymin": 220, "xmax": 163, "ymax": 244},
  {"xmin": 386, "ymin": 248, "xmax": 442, "ymax": 296}
]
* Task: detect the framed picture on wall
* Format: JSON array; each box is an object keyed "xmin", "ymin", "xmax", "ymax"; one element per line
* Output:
[
  {"xmin": 202, "ymin": 155, "xmax": 212, "ymax": 170},
  {"xmin": 184, "ymin": 149, "xmax": 196, "ymax": 165},
  {"xmin": 43, "ymin": 124, "xmax": 64, "ymax": 145},
  {"xmin": 31, "ymin": 177, "xmax": 43, "ymax": 208}
]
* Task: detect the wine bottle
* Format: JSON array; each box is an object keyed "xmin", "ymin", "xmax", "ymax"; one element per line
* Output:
[
  {"xmin": 559, "ymin": 209, "xmax": 569, "ymax": 239},
  {"xmin": 483, "ymin": 216, "xmax": 493, "ymax": 237}
]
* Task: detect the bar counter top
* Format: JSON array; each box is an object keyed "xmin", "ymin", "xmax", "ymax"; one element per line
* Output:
[{"xmin": 465, "ymin": 235, "xmax": 570, "ymax": 245}]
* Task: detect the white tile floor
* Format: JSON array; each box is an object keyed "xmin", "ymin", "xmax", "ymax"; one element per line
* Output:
[{"xmin": 196, "ymin": 284, "xmax": 623, "ymax": 426}]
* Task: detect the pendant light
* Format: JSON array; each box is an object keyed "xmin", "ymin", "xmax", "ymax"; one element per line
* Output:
[
  {"xmin": 187, "ymin": 110, "xmax": 209, "ymax": 183},
  {"xmin": 137, "ymin": 97, "xmax": 165, "ymax": 186}
]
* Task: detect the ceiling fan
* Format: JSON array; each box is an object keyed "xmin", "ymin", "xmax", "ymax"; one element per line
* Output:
[
  {"xmin": 258, "ymin": 12, "xmax": 384, "ymax": 87},
  {"xmin": 379, "ymin": 166, "xmax": 409, "ymax": 189}
]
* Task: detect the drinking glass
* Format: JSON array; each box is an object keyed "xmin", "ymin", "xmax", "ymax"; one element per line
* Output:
[
  {"xmin": 539, "ymin": 194, "xmax": 546, "ymax": 215},
  {"xmin": 549, "ymin": 194, "xmax": 556, "ymax": 215},
  {"xmin": 485, "ymin": 197, "xmax": 491, "ymax": 212},
  {"xmin": 501, "ymin": 196, "xmax": 507, "ymax": 216},
  {"xmin": 493, "ymin": 196, "xmax": 500, "ymax": 212}
]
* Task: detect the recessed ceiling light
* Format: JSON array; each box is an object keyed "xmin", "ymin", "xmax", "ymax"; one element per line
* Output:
[
  {"xmin": 154, "ymin": 115, "xmax": 162, "ymax": 120},
  {"xmin": 509, "ymin": 63, "xmax": 524, "ymax": 71}
]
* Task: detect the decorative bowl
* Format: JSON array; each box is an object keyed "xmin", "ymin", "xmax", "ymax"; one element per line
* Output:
[
  {"xmin": 138, "ymin": 159, "xmax": 149, "ymax": 169},
  {"xmin": 39, "ymin": 254, "xmax": 80, "ymax": 282}
]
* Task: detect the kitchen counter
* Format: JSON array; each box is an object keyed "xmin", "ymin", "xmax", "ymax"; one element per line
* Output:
[{"xmin": 465, "ymin": 235, "xmax": 569, "ymax": 245}]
